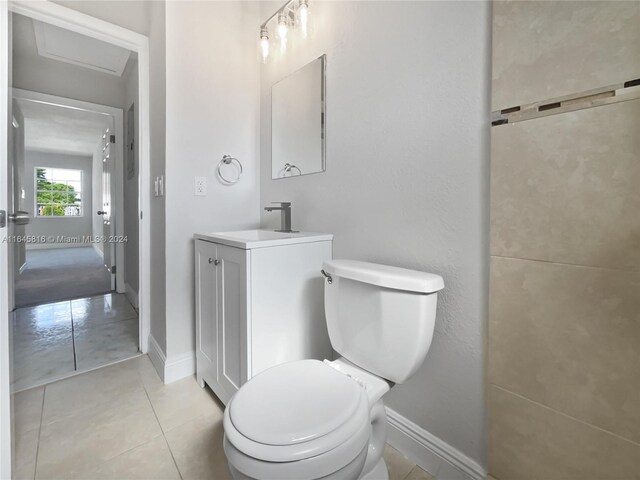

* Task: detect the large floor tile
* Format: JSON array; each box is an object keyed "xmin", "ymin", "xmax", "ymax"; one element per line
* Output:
[
  {"xmin": 13, "ymin": 386, "xmax": 44, "ymax": 434},
  {"xmin": 65, "ymin": 436, "xmax": 180, "ymax": 480},
  {"xmin": 490, "ymin": 257, "xmax": 640, "ymax": 443},
  {"xmin": 491, "ymin": 99, "xmax": 640, "ymax": 270},
  {"xmin": 383, "ymin": 444, "xmax": 415, "ymax": 480},
  {"xmin": 14, "ymin": 428, "xmax": 39, "ymax": 480},
  {"xmin": 42, "ymin": 359, "xmax": 148, "ymax": 425},
  {"xmin": 12, "ymin": 334, "xmax": 75, "ymax": 393},
  {"xmin": 492, "ymin": 1, "xmax": 640, "ymax": 109},
  {"xmin": 71, "ymin": 293, "xmax": 137, "ymax": 327},
  {"xmin": 404, "ymin": 466, "xmax": 434, "ymax": 480},
  {"xmin": 146, "ymin": 376, "xmax": 223, "ymax": 432},
  {"xmin": 74, "ymin": 317, "xmax": 139, "ymax": 372},
  {"xmin": 165, "ymin": 412, "xmax": 229, "ymax": 480},
  {"xmin": 489, "ymin": 385, "xmax": 640, "ymax": 480},
  {"xmin": 14, "ymin": 301, "xmax": 71, "ymax": 329},
  {"xmin": 127, "ymin": 354, "xmax": 164, "ymax": 391},
  {"xmin": 12, "ymin": 301, "xmax": 75, "ymax": 391},
  {"xmin": 36, "ymin": 398, "xmax": 162, "ymax": 479}
]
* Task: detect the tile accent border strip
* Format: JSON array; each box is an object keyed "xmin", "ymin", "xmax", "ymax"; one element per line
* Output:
[
  {"xmin": 386, "ymin": 407, "xmax": 485, "ymax": 480},
  {"xmin": 491, "ymin": 79, "xmax": 640, "ymax": 126}
]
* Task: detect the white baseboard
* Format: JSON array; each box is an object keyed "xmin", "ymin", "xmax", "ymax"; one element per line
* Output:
[
  {"xmin": 26, "ymin": 243, "xmax": 90, "ymax": 250},
  {"xmin": 124, "ymin": 282, "xmax": 138, "ymax": 309},
  {"xmin": 164, "ymin": 351, "xmax": 196, "ymax": 383},
  {"xmin": 147, "ymin": 334, "xmax": 196, "ymax": 384},
  {"xmin": 147, "ymin": 334, "xmax": 166, "ymax": 383},
  {"xmin": 385, "ymin": 408, "xmax": 486, "ymax": 480}
]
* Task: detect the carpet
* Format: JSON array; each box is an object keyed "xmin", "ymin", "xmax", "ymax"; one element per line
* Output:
[{"xmin": 15, "ymin": 247, "xmax": 112, "ymax": 307}]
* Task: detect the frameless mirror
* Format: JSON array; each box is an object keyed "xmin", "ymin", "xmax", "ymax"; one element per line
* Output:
[{"xmin": 271, "ymin": 55, "xmax": 326, "ymax": 179}]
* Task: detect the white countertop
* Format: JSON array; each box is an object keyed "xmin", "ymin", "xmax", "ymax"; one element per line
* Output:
[{"xmin": 194, "ymin": 229, "xmax": 333, "ymax": 249}]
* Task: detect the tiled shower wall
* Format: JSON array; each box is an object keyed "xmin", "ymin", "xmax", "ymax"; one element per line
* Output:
[{"xmin": 489, "ymin": 2, "xmax": 640, "ymax": 479}]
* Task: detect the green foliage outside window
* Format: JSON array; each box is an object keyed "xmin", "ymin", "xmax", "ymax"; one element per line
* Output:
[{"xmin": 36, "ymin": 167, "xmax": 82, "ymax": 217}]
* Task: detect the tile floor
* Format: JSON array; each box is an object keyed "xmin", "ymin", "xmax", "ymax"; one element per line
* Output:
[
  {"xmin": 12, "ymin": 293, "xmax": 139, "ymax": 392},
  {"xmin": 13, "ymin": 355, "xmax": 435, "ymax": 480}
]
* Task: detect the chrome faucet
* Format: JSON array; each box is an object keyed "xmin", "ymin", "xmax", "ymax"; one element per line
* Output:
[{"xmin": 264, "ymin": 202, "xmax": 295, "ymax": 233}]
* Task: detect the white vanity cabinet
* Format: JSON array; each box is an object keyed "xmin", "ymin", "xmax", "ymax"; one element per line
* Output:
[{"xmin": 194, "ymin": 230, "xmax": 333, "ymax": 405}]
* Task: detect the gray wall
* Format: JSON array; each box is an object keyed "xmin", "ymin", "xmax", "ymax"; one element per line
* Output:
[
  {"xmin": 260, "ymin": 1, "xmax": 491, "ymax": 467},
  {"xmin": 51, "ymin": 1, "xmax": 150, "ymax": 36},
  {"xmin": 163, "ymin": 1, "xmax": 260, "ymax": 360},
  {"xmin": 25, "ymin": 150, "xmax": 93, "ymax": 246},
  {"xmin": 148, "ymin": 0, "xmax": 167, "ymax": 355},
  {"xmin": 55, "ymin": 0, "xmax": 167, "ymax": 354},
  {"xmin": 124, "ymin": 62, "xmax": 139, "ymax": 294}
]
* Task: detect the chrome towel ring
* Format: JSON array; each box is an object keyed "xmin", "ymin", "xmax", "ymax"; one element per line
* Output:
[
  {"xmin": 281, "ymin": 163, "xmax": 302, "ymax": 177},
  {"xmin": 217, "ymin": 155, "xmax": 243, "ymax": 185}
]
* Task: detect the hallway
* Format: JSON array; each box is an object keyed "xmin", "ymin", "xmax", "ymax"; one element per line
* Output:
[{"xmin": 15, "ymin": 247, "xmax": 111, "ymax": 308}]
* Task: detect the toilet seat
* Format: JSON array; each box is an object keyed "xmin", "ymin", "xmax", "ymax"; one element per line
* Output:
[
  {"xmin": 224, "ymin": 360, "xmax": 372, "ymax": 478},
  {"xmin": 224, "ymin": 419, "xmax": 370, "ymax": 480}
]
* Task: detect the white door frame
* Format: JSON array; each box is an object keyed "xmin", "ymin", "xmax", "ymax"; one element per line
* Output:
[
  {"xmin": 13, "ymin": 88, "xmax": 126, "ymax": 293},
  {"xmin": 0, "ymin": 2, "xmax": 151, "ymax": 477}
]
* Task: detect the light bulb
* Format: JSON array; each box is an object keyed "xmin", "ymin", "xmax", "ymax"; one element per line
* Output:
[
  {"xmin": 276, "ymin": 11, "xmax": 288, "ymax": 52},
  {"xmin": 296, "ymin": 0, "xmax": 310, "ymax": 38},
  {"xmin": 257, "ymin": 26, "xmax": 269, "ymax": 63}
]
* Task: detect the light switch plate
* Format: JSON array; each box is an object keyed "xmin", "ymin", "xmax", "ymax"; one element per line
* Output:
[{"xmin": 195, "ymin": 176, "xmax": 207, "ymax": 196}]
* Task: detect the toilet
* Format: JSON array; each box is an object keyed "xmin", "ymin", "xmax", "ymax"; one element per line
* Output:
[{"xmin": 223, "ymin": 259, "xmax": 444, "ymax": 480}]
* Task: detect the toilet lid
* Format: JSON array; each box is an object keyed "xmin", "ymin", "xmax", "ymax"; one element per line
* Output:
[{"xmin": 229, "ymin": 359, "xmax": 368, "ymax": 447}]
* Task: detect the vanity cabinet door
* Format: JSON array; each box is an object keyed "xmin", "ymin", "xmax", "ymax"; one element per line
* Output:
[
  {"xmin": 195, "ymin": 240, "xmax": 219, "ymax": 388},
  {"xmin": 216, "ymin": 244, "xmax": 249, "ymax": 401}
]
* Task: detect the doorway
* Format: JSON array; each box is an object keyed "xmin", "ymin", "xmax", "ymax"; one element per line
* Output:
[
  {"xmin": 12, "ymin": 92, "xmax": 119, "ymax": 309},
  {"xmin": 10, "ymin": 86, "xmax": 139, "ymax": 391},
  {"xmin": 0, "ymin": 3, "xmax": 152, "ymax": 477}
]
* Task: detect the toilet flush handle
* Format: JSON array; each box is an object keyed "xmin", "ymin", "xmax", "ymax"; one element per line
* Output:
[{"xmin": 320, "ymin": 269, "xmax": 332, "ymax": 284}]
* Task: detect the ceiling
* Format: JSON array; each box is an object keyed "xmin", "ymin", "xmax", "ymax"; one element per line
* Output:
[
  {"xmin": 12, "ymin": 13, "xmax": 131, "ymax": 156},
  {"xmin": 16, "ymin": 98, "xmax": 112, "ymax": 156},
  {"xmin": 13, "ymin": 13, "xmax": 133, "ymax": 77}
]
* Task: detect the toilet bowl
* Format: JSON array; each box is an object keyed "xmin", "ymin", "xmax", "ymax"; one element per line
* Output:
[
  {"xmin": 223, "ymin": 260, "xmax": 444, "ymax": 480},
  {"xmin": 223, "ymin": 358, "xmax": 390, "ymax": 480}
]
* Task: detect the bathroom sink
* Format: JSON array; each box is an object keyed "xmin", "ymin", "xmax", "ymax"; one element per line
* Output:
[{"xmin": 194, "ymin": 229, "xmax": 333, "ymax": 249}]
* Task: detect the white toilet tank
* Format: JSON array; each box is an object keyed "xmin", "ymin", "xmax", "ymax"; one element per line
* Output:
[{"xmin": 322, "ymin": 260, "xmax": 444, "ymax": 384}]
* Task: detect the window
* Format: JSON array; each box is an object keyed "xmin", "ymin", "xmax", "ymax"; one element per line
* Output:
[{"xmin": 35, "ymin": 167, "xmax": 83, "ymax": 217}]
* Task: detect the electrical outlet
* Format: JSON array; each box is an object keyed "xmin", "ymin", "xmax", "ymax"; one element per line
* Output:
[{"xmin": 195, "ymin": 176, "xmax": 207, "ymax": 196}]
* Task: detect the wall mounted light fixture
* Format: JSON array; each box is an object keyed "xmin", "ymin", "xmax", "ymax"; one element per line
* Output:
[{"xmin": 258, "ymin": 0, "xmax": 314, "ymax": 64}]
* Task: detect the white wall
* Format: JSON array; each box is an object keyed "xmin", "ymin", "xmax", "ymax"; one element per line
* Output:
[
  {"xmin": 25, "ymin": 150, "xmax": 93, "ymax": 246},
  {"xmin": 259, "ymin": 1, "xmax": 491, "ymax": 468},
  {"xmin": 123, "ymin": 61, "xmax": 139, "ymax": 294},
  {"xmin": 163, "ymin": 1, "xmax": 261, "ymax": 360}
]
